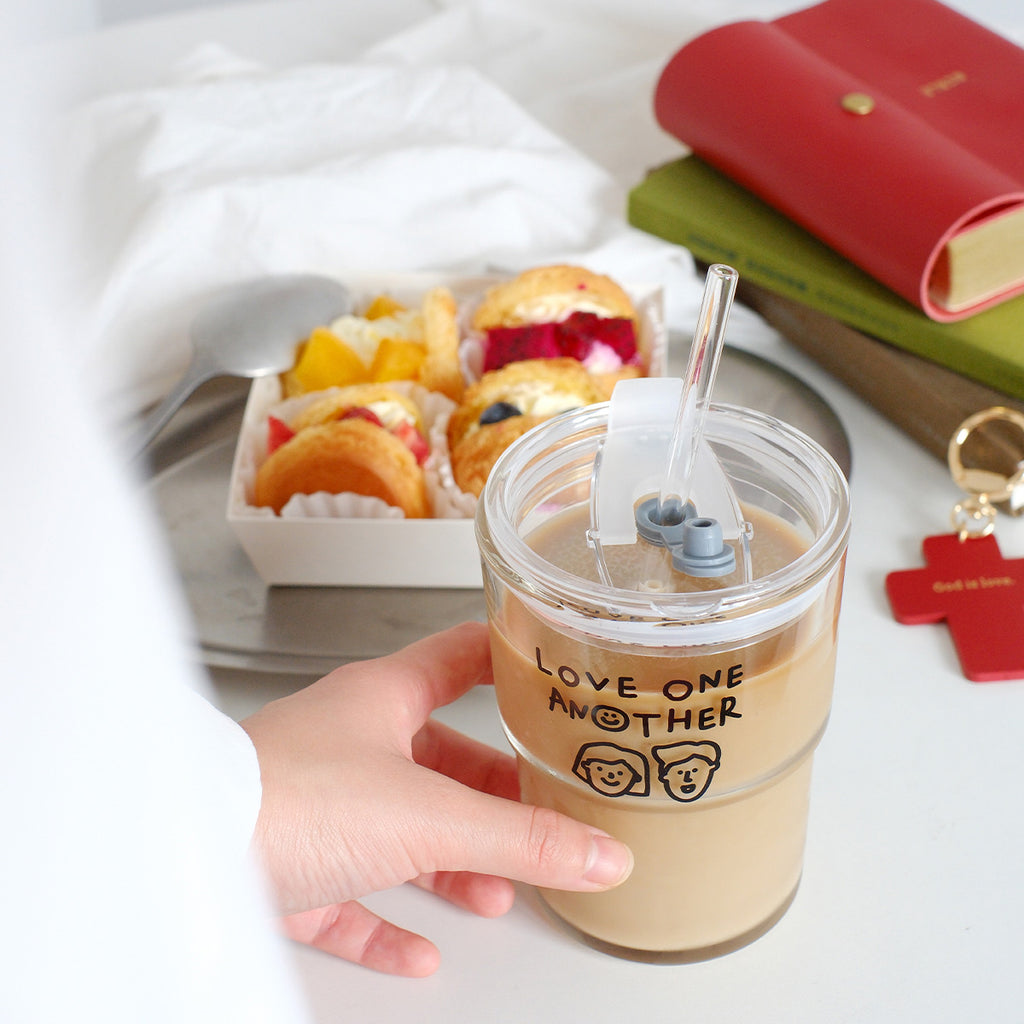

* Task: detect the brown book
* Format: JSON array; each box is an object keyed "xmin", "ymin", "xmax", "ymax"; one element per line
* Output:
[{"xmin": 730, "ymin": 273, "xmax": 1024, "ymax": 480}]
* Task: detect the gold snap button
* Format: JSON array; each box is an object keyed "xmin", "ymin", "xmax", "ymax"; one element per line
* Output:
[{"xmin": 841, "ymin": 92, "xmax": 875, "ymax": 115}]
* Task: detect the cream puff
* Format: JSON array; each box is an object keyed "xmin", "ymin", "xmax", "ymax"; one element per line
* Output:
[
  {"xmin": 254, "ymin": 383, "xmax": 431, "ymax": 517},
  {"xmin": 471, "ymin": 264, "xmax": 644, "ymax": 383},
  {"xmin": 447, "ymin": 358, "xmax": 607, "ymax": 497}
]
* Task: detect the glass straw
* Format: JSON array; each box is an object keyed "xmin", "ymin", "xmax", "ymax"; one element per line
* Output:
[{"xmin": 658, "ymin": 264, "xmax": 738, "ymax": 524}]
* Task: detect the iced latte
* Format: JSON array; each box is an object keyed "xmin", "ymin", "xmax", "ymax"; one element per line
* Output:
[{"xmin": 476, "ymin": 403, "xmax": 849, "ymax": 960}]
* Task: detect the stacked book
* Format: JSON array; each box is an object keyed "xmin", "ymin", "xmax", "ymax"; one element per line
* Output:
[{"xmin": 628, "ymin": 0, "xmax": 1024, "ymax": 468}]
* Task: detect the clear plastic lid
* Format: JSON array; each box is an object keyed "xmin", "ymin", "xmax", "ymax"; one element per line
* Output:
[{"xmin": 476, "ymin": 401, "xmax": 850, "ymax": 645}]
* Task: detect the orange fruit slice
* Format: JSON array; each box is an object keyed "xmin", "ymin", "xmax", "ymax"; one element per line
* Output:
[
  {"xmin": 369, "ymin": 337, "xmax": 427, "ymax": 382},
  {"xmin": 286, "ymin": 326, "xmax": 369, "ymax": 394},
  {"xmin": 363, "ymin": 294, "xmax": 407, "ymax": 320}
]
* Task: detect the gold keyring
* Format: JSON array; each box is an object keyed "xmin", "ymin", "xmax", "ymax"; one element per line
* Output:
[
  {"xmin": 951, "ymin": 496, "xmax": 997, "ymax": 541},
  {"xmin": 947, "ymin": 406, "xmax": 1024, "ymax": 507}
]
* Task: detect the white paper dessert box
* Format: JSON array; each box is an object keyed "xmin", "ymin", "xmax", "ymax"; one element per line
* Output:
[{"xmin": 226, "ymin": 273, "xmax": 666, "ymax": 588}]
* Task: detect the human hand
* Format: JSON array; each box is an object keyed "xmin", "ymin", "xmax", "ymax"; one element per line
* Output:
[{"xmin": 240, "ymin": 621, "xmax": 633, "ymax": 977}]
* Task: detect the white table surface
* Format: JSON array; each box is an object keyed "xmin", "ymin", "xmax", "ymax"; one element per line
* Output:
[{"xmin": 62, "ymin": 2, "xmax": 1024, "ymax": 1021}]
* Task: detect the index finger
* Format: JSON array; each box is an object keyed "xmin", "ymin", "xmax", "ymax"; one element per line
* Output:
[{"xmin": 369, "ymin": 621, "xmax": 494, "ymax": 729}]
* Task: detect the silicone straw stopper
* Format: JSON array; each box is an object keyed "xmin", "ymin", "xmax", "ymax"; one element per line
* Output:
[
  {"xmin": 672, "ymin": 517, "xmax": 736, "ymax": 577},
  {"xmin": 634, "ymin": 496, "xmax": 692, "ymax": 547},
  {"xmin": 633, "ymin": 498, "xmax": 736, "ymax": 578}
]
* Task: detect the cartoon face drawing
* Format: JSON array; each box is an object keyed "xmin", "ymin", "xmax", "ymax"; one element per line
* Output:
[
  {"xmin": 591, "ymin": 705, "xmax": 630, "ymax": 732},
  {"xmin": 581, "ymin": 758, "xmax": 641, "ymax": 796},
  {"xmin": 652, "ymin": 741, "xmax": 722, "ymax": 803},
  {"xmin": 573, "ymin": 742, "xmax": 650, "ymax": 798}
]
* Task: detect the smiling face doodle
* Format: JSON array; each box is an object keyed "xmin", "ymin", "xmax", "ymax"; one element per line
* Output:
[
  {"xmin": 585, "ymin": 759, "xmax": 640, "ymax": 796},
  {"xmin": 652, "ymin": 741, "xmax": 721, "ymax": 803},
  {"xmin": 573, "ymin": 742, "xmax": 650, "ymax": 797},
  {"xmin": 592, "ymin": 705, "xmax": 630, "ymax": 732}
]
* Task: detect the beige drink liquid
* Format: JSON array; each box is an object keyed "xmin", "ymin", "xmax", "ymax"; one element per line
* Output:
[
  {"xmin": 476, "ymin": 402, "xmax": 849, "ymax": 961},
  {"xmin": 489, "ymin": 505, "xmax": 842, "ymax": 958}
]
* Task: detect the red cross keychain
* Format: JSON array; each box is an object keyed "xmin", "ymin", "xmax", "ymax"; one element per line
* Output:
[{"xmin": 886, "ymin": 407, "xmax": 1024, "ymax": 682}]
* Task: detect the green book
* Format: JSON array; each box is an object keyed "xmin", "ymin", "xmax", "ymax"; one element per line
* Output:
[{"xmin": 628, "ymin": 155, "xmax": 1024, "ymax": 402}]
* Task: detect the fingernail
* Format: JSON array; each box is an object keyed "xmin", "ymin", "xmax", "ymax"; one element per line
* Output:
[{"xmin": 583, "ymin": 834, "xmax": 634, "ymax": 887}]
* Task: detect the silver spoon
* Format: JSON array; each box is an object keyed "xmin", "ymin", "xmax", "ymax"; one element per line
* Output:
[{"xmin": 126, "ymin": 273, "xmax": 351, "ymax": 460}]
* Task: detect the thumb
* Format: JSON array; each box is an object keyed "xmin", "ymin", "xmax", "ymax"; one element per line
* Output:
[{"xmin": 430, "ymin": 786, "xmax": 634, "ymax": 893}]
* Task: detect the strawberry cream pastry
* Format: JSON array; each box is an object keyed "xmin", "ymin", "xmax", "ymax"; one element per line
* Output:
[{"xmin": 470, "ymin": 264, "xmax": 645, "ymax": 389}]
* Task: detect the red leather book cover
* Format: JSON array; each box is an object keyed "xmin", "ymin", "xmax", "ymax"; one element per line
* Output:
[{"xmin": 653, "ymin": 0, "xmax": 1024, "ymax": 322}]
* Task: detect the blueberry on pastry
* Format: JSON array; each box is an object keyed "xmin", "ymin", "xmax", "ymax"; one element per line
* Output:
[{"xmin": 447, "ymin": 358, "xmax": 607, "ymax": 497}]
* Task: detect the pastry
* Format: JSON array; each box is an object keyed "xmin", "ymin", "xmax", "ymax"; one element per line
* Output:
[
  {"xmin": 290, "ymin": 382, "xmax": 425, "ymax": 436},
  {"xmin": 449, "ymin": 413, "xmax": 545, "ymax": 498},
  {"xmin": 282, "ymin": 286, "xmax": 464, "ymax": 401},
  {"xmin": 447, "ymin": 358, "xmax": 607, "ymax": 497},
  {"xmin": 254, "ymin": 383, "xmax": 430, "ymax": 517},
  {"xmin": 470, "ymin": 264, "xmax": 644, "ymax": 382},
  {"xmin": 417, "ymin": 286, "xmax": 465, "ymax": 402},
  {"xmin": 471, "ymin": 264, "xmax": 638, "ymax": 330}
]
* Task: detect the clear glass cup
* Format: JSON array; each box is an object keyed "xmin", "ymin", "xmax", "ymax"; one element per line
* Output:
[{"xmin": 476, "ymin": 402, "xmax": 850, "ymax": 962}]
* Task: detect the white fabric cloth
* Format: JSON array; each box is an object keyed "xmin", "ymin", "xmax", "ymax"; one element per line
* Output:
[{"xmin": 59, "ymin": 1, "xmax": 703, "ymax": 427}]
